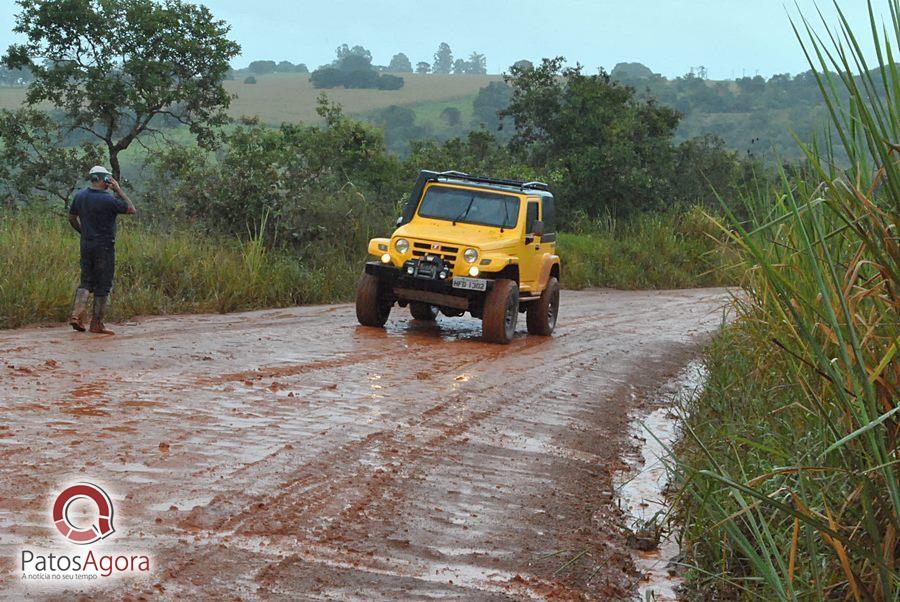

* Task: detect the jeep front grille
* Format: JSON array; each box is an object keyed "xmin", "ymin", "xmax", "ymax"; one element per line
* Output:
[{"xmin": 412, "ymin": 241, "xmax": 459, "ymax": 269}]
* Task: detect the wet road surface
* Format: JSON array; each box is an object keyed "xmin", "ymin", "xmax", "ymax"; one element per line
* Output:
[{"xmin": 0, "ymin": 288, "xmax": 729, "ymax": 600}]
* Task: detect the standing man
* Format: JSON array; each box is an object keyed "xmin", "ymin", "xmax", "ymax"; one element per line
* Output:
[{"xmin": 68, "ymin": 165, "xmax": 137, "ymax": 335}]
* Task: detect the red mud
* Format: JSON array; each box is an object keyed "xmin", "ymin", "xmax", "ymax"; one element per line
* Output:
[{"xmin": 0, "ymin": 288, "xmax": 728, "ymax": 600}]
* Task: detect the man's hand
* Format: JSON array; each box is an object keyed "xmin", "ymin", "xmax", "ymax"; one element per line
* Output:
[
  {"xmin": 68, "ymin": 214, "xmax": 81, "ymax": 234},
  {"xmin": 108, "ymin": 177, "xmax": 123, "ymax": 195},
  {"xmin": 108, "ymin": 177, "xmax": 137, "ymax": 214}
]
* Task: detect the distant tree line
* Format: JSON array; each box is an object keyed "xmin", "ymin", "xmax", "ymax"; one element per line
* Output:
[
  {"xmin": 246, "ymin": 60, "xmax": 309, "ymax": 74},
  {"xmin": 607, "ymin": 61, "xmax": 854, "ymax": 160},
  {"xmin": 233, "ymin": 41, "xmax": 490, "ymax": 90},
  {"xmin": 310, "ymin": 45, "xmax": 403, "ymax": 90}
]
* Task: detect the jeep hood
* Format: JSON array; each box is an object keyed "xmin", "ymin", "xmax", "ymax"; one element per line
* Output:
[{"xmin": 392, "ymin": 223, "xmax": 518, "ymax": 251}]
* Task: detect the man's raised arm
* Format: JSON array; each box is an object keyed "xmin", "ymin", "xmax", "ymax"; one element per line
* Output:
[{"xmin": 109, "ymin": 178, "xmax": 137, "ymax": 214}]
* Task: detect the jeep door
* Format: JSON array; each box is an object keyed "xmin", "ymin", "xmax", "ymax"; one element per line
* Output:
[{"xmin": 518, "ymin": 199, "xmax": 543, "ymax": 292}]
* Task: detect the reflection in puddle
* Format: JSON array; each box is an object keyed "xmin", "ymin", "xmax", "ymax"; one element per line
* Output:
[{"xmin": 615, "ymin": 360, "xmax": 708, "ymax": 601}]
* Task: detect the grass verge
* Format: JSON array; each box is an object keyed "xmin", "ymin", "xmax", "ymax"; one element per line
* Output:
[
  {"xmin": 0, "ymin": 212, "xmax": 359, "ymax": 329},
  {"xmin": 672, "ymin": 3, "xmax": 898, "ymax": 598},
  {"xmin": 0, "ymin": 206, "xmax": 730, "ymax": 330}
]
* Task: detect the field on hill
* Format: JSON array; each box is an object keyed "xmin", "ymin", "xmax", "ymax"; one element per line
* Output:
[
  {"xmin": 225, "ymin": 72, "xmax": 499, "ymax": 124},
  {"xmin": 0, "ymin": 85, "xmax": 25, "ymax": 110},
  {"xmin": 0, "ymin": 72, "xmax": 500, "ymax": 125}
]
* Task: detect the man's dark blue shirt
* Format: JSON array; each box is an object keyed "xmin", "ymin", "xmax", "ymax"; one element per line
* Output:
[{"xmin": 69, "ymin": 188, "xmax": 130, "ymax": 244}]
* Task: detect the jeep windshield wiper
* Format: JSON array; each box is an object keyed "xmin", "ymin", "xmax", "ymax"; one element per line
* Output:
[{"xmin": 452, "ymin": 195, "xmax": 476, "ymax": 225}]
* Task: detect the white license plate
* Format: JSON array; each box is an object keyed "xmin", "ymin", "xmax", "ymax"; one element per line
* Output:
[{"xmin": 452, "ymin": 277, "xmax": 487, "ymax": 291}]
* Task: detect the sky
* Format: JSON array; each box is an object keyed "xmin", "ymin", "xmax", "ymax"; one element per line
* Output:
[{"xmin": 0, "ymin": 1, "xmax": 886, "ymax": 79}]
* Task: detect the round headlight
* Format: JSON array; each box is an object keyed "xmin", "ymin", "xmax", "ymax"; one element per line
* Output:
[
  {"xmin": 395, "ymin": 238, "xmax": 410, "ymax": 254},
  {"xmin": 463, "ymin": 248, "xmax": 478, "ymax": 263},
  {"xmin": 381, "ymin": 253, "xmax": 392, "ymax": 264},
  {"xmin": 468, "ymin": 266, "xmax": 480, "ymax": 277}
]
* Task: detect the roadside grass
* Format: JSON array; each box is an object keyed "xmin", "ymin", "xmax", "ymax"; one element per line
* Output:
[
  {"xmin": 0, "ymin": 212, "xmax": 360, "ymax": 329},
  {"xmin": 558, "ymin": 206, "xmax": 737, "ymax": 290},
  {"xmin": 0, "ymin": 206, "xmax": 729, "ymax": 330},
  {"xmin": 672, "ymin": 3, "xmax": 898, "ymax": 598}
]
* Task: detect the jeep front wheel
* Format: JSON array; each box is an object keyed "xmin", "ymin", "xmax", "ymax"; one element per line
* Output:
[
  {"xmin": 526, "ymin": 276, "xmax": 560, "ymax": 336},
  {"xmin": 482, "ymin": 279, "xmax": 519, "ymax": 344},
  {"xmin": 409, "ymin": 302, "xmax": 438, "ymax": 321},
  {"xmin": 356, "ymin": 272, "xmax": 392, "ymax": 327}
]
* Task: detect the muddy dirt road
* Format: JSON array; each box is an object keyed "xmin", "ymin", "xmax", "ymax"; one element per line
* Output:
[{"xmin": 0, "ymin": 288, "xmax": 728, "ymax": 600}]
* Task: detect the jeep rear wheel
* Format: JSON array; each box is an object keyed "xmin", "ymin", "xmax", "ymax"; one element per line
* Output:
[
  {"xmin": 526, "ymin": 277, "xmax": 560, "ymax": 336},
  {"xmin": 482, "ymin": 279, "xmax": 519, "ymax": 344},
  {"xmin": 356, "ymin": 272, "xmax": 391, "ymax": 327},
  {"xmin": 409, "ymin": 302, "xmax": 438, "ymax": 321}
]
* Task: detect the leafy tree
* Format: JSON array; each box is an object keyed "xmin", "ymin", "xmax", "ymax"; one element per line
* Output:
[
  {"xmin": 295, "ymin": 63, "xmax": 309, "ymax": 73},
  {"xmin": 0, "ymin": 108, "xmax": 104, "ymax": 209},
  {"xmin": 3, "ymin": 0, "xmax": 240, "ymax": 179},
  {"xmin": 415, "ymin": 61, "xmax": 430, "ymax": 74},
  {"xmin": 502, "ymin": 57, "xmax": 681, "ymax": 219},
  {"xmin": 452, "ymin": 59, "xmax": 468, "ymax": 75},
  {"xmin": 610, "ymin": 62, "xmax": 654, "ymax": 80},
  {"xmin": 511, "ymin": 59, "xmax": 533, "ymax": 72},
  {"xmin": 372, "ymin": 105, "xmax": 426, "ymax": 155},
  {"xmin": 275, "ymin": 60, "xmax": 295, "ymax": 72},
  {"xmin": 338, "ymin": 54, "xmax": 373, "ymax": 72},
  {"xmin": 243, "ymin": 75, "xmax": 257, "ymax": 84},
  {"xmin": 441, "ymin": 107, "xmax": 461, "ymax": 126},
  {"xmin": 472, "ymin": 81, "xmax": 512, "ymax": 131},
  {"xmin": 408, "ymin": 130, "xmax": 540, "ymax": 183},
  {"xmin": 310, "ymin": 56, "xmax": 404, "ymax": 90},
  {"xmin": 145, "ymin": 97, "xmax": 403, "ymax": 244},
  {"xmin": 388, "ymin": 53, "xmax": 412, "ymax": 73},
  {"xmin": 248, "ymin": 60, "xmax": 277, "ymax": 74},
  {"xmin": 375, "ymin": 74, "xmax": 404, "ymax": 90},
  {"xmin": 335, "ymin": 44, "xmax": 372, "ymax": 64},
  {"xmin": 344, "ymin": 70, "xmax": 379, "ymax": 88},
  {"xmin": 433, "ymin": 42, "xmax": 453, "ymax": 74},
  {"xmin": 467, "ymin": 52, "xmax": 487, "ymax": 75},
  {"xmin": 309, "ymin": 67, "xmax": 342, "ymax": 89}
]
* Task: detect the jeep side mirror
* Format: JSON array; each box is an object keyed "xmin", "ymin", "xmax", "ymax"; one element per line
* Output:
[
  {"xmin": 396, "ymin": 216, "xmax": 403, "ymax": 226},
  {"xmin": 532, "ymin": 220, "xmax": 545, "ymax": 237}
]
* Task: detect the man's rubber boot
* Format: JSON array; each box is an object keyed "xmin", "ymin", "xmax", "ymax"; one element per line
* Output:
[
  {"xmin": 89, "ymin": 295, "xmax": 115, "ymax": 335},
  {"xmin": 69, "ymin": 288, "xmax": 89, "ymax": 332}
]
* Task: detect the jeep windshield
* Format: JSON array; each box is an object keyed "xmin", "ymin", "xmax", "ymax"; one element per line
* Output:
[{"xmin": 417, "ymin": 186, "xmax": 520, "ymax": 229}]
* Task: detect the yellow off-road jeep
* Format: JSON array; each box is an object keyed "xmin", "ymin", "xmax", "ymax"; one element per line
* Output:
[{"xmin": 356, "ymin": 170, "xmax": 561, "ymax": 344}]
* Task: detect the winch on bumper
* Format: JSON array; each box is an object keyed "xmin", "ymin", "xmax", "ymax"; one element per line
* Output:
[{"xmin": 364, "ymin": 256, "xmax": 493, "ymax": 315}]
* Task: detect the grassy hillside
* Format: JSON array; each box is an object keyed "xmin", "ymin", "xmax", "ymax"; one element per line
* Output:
[
  {"xmin": 224, "ymin": 72, "xmax": 498, "ymax": 124},
  {"xmin": 0, "ymin": 73, "xmax": 500, "ymax": 125},
  {"xmin": 0, "ymin": 86, "xmax": 25, "ymax": 110}
]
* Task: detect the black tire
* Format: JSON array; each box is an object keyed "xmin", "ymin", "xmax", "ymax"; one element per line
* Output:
[
  {"xmin": 482, "ymin": 279, "xmax": 519, "ymax": 344},
  {"xmin": 356, "ymin": 272, "xmax": 391, "ymax": 327},
  {"xmin": 409, "ymin": 302, "xmax": 438, "ymax": 321},
  {"xmin": 526, "ymin": 276, "xmax": 560, "ymax": 336}
]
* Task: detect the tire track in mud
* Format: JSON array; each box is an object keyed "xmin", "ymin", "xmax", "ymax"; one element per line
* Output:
[{"xmin": 0, "ymin": 288, "xmax": 729, "ymax": 600}]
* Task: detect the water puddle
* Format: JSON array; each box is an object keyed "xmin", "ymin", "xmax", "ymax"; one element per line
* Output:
[{"xmin": 615, "ymin": 360, "xmax": 708, "ymax": 601}]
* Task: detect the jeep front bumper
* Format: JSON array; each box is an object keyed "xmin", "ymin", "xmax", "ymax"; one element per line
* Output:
[{"xmin": 364, "ymin": 261, "xmax": 493, "ymax": 311}]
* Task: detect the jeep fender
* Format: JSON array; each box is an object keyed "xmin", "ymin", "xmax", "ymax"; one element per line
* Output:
[
  {"xmin": 367, "ymin": 238, "xmax": 390, "ymax": 257},
  {"xmin": 537, "ymin": 254, "xmax": 561, "ymax": 290}
]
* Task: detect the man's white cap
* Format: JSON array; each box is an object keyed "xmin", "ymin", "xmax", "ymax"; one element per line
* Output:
[{"xmin": 89, "ymin": 165, "xmax": 112, "ymax": 176}]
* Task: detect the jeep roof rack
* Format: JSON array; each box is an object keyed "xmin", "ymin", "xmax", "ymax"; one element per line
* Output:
[{"xmin": 435, "ymin": 170, "xmax": 550, "ymax": 192}]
